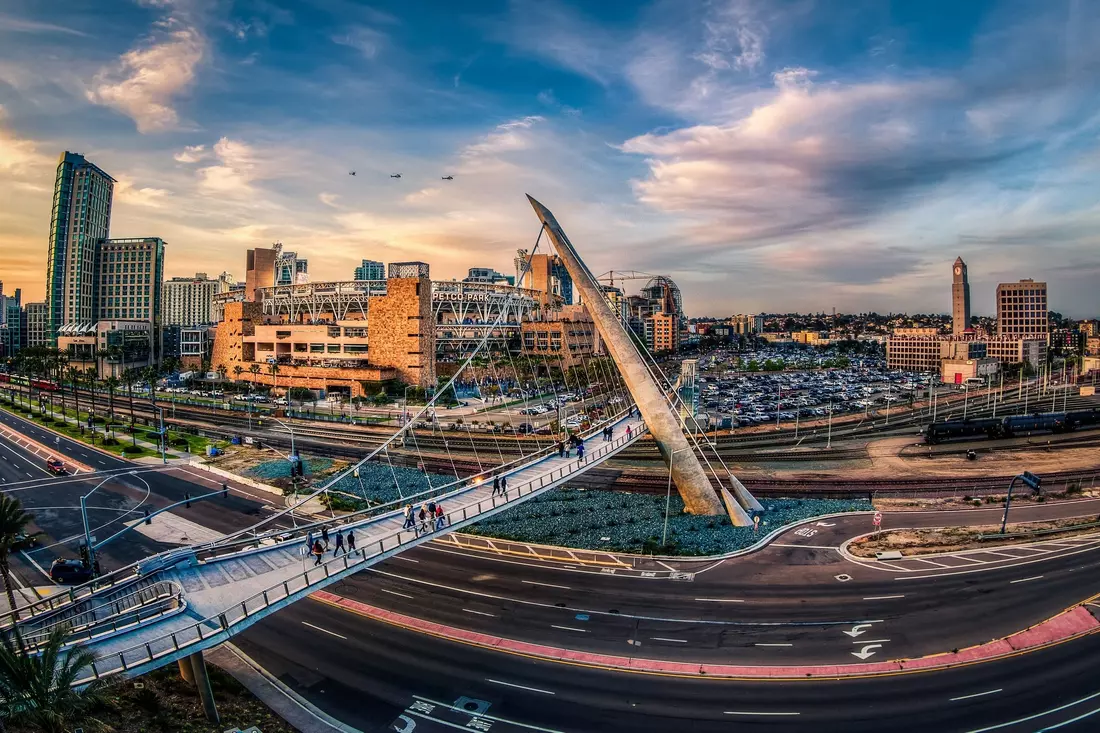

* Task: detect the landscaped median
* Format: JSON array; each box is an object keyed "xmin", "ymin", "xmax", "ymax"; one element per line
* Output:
[{"xmin": 309, "ymin": 590, "xmax": 1100, "ymax": 680}]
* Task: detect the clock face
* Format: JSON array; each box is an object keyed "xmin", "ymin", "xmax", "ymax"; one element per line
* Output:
[{"xmin": 954, "ymin": 266, "xmax": 962, "ymax": 275}]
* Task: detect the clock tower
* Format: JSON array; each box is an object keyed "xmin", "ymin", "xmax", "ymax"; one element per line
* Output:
[{"xmin": 952, "ymin": 256, "xmax": 971, "ymax": 336}]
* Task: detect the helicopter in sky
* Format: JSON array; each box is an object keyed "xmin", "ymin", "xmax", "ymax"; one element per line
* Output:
[
  {"xmin": 348, "ymin": 171, "xmax": 356, "ymax": 176},
  {"xmin": 441, "ymin": 175, "xmax": 454, "ymax": 180},
  {"xmin": 390, "ymin": 173, "xmax": 402, "ymax": 178}
]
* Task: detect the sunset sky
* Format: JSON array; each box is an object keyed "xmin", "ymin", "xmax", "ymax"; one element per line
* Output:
[{"xmin": 1, "ymin": 0, "xmax": 1098, "ymax": 317}]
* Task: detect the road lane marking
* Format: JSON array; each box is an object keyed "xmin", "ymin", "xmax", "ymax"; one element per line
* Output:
[
  {"xmin": 856, "ymin": 639, "xmax": 891, "ymax": 643},
  {"xmin": 863, "ymin": 594, "xmax": 905, "ymax": 600},
  {"xmin": 755, "ymin": 643, "xmax": 793, "ymax": 647},
  {"xmin": 951, "ymin": 689, "xmax": 1003, "ymax": 702},
  {"xmin": 463, "ymin": 608, "xmax": 497, "ymax": 617},
  {"xmin": 522, "ymin": 580, "xmax": 571, "ymax": 590},
  {"xmin": 695, "ymin": 598, "xmax": 745, "ymax": 603},
  {"xmin": 412, "ymin": 694, "xmax": 564, "ymax": 732},
  {"xmin": 651, "ymin": 637, "xmax": 687, "ymax": 643},
  {"xmin": 550, "ymin": 625, "xmax": 588, "ymax": 633},
  {"xmin": 1010, "ymin": 575, "xmax": 1044, "ymax": 584},
  {"xmin": 301, "ymin": 621, "xmax": 347, "ymax": 640},
  {"xmin": 966, "ymin": 689, "xmax": 1100, "ymax": 732},
  {"xmin": 394, "ymin": 556, "xmax": 419, "ymax": 563},
  {"xmin": 725, "ymin": 711, "xmax": 800, "ymax": 716},
  {"xmin": 486, "ymin": 678, "xmax": 555, "ymax": 695},
  {"xmin": 772, "ymin": 543, "xmax": 839, "ymax": 550}
]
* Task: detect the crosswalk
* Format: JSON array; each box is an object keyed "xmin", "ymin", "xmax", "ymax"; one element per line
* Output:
[{"xmin": 850, "ymin": 532, "xmax": 1100, "ymax": 576}]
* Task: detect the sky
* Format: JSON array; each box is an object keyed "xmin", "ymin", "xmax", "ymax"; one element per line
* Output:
[{"xmin": 1, "ymin": 0, "xmax": 1098, "ymax": 318}]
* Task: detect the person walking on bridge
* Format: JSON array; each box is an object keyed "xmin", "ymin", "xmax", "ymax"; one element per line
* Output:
[
  {"xmin": 402, "ymin": 504, "xmax": 415, "ymax": 530},
  {"xmin": 346, "ymin": 529, "xmax": 356, "ymax": 553},
  {"xmin": 321, "ymin": 525, "xmax": 330, "ymax": 549},
  {"xmin": 557, "ymin": 440, "xmax": 564, "ymax": 458},
  {"xmin": 417, "ymin": 505, "xmax": 429, "ymax": 535},
  {"xmin": 626, "ymin": 424, "xmax": 632, "ymax": 440},
  {"xmin": 576, "ymin": 441, "xmax": 586, "ymax": 463},
  {"xmin": 492, "ymin": 476, "xmax": 501, "ymax": 497},
  {"xmin": 333, "ymin": 529, "xmax": 345, "ymax": 555},
  {"xmin": 311, "ymin": 540, "xmax": 324, "ymax": 566},
  {"xmin": 435, "ymin": 503, "xmax": 446, "ymax": 531},
  {"xmin": 500, "ymin": 475, "xmax": 508, "ymax": 500}
]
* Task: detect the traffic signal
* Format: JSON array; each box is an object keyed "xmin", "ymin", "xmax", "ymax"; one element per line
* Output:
[
  {"xmin": 222, "ymin": 482, "xmax": 229, "ymax": 498},
  {"xmin": 1022, "ymin": 471, "xmax": 1042, "ymax": 491}
]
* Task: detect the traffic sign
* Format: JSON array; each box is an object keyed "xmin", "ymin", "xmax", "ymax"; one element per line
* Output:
[{"xmin": 872, "ymin": 511, "xmax": 882, "ymax": 527}]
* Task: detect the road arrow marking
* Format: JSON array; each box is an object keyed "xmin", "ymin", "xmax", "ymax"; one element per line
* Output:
[
  {"xmin": 816, "ymin": 522, "xmax": 836, "ymax": 527},
  {"xmin": 851, "ymin": 644, "xmax": 882, "ymax": 660},
  {"xmin": 843, "ymin": 623, "xmax": 873, "ymax": 637}
]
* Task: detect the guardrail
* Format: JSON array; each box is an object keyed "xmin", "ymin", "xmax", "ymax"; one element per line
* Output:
[
  {"xmin": 76, "ymin": 425, "xmax": 647, "ymax": 683},
  {"xmin": 978, "ymin": 522, "xmax": 1100, "ymax": 541}
]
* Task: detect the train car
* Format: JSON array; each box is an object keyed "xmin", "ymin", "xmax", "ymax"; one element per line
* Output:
[
  {"xmin": 924, "ymin": 418, "xmax": 1003, "ymax": 445},
  {"xmin": 1002, "ymin": 413, "xmax": 1068, "ymax": 437},
  {"xmin": 29, "ymin": 378, "xmax": 59, "ymax": 392},
  {"xmin": 1066, "ymin": 409, "xmax": 1100, "ymax": 430},
  {"xmin": 0, "ymin": 374, "xmax": 9, "ymax": 384},
  {"xmin": 9, "ymin": 375, "xmax": 29, "ymax": 387}
]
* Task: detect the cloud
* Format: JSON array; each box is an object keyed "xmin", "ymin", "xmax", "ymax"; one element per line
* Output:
[
  {"xmin": 115, "ymin": 177, "xmax": 171, "ymax": 208},
  {"xmin": 0, "ymin": 107, "xmax": 47, "ymax": 173},
  {"xmin": 460, "ymin": 116, "xmax": 544, "ymax": 162},
  {"xmin": 694, "ymin": 0, "xmax": 767, "ymax": 72},
  {"xmin": 0, "ymin": 13, "xmax": 88, "ymax": 36},
  {"xmin": 403, "ymin": 187, "xmax": 440, "ymax": 205},
  {"xmin": 173, "ymin": 144, "xmax": 207, "ymax": 163},
  {"xmin": 332, "ymin": 26, "xmax": 387, "ymax": 59},
  {"xmin": 86, "ymin": 22, "xmax": 205, "ymax": 133},
  {"xmin": 319, "ymin": 192, "xmax": 340, "ymax": 207},
  {"xmin": 196, "ymin": 137, "xmax": 259, "ymax": 195}
]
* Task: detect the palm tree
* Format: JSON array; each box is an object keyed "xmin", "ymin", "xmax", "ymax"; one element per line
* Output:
[
  {"xmin": 216, "ymin": 363, "xmax": 228, "ymax": 383},
  {"xmin": 0, "ymin": 495, "xmax": 31, "ymax": 620},
  {"xmin": 85, "ymin": 367, "xmax": 99, "ymax": 431},
  {"xmin": 0, "ymin": 626, "xmax": 111, "ymax": 733},
  {"xmin": 249, "ymin": 362, "xmax": 261, "ymax": 384},
  {"xmin": 121, "ymin": 368, "xmax": 139, "ymax": 446},
  {"xmin": 103, "ymin": 376, "xmax": 119, "ymax": 431},
  {"xmin": 268, "ymin": 362, "xmax": 279, "ymax": 394},
  {"xmin": 66, "ymin": 367, "xmax": 81, "ymax": 425}
]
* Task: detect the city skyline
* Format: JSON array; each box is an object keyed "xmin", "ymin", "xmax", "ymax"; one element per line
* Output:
[{"xmin": 1, "ymin": 1, "xmax": 1099, "ymax": 317}]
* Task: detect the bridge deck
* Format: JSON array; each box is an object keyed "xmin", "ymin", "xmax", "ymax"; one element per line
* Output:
[{"xmin": 68, "ymin": 414, "xmax": 649, "ymax": 681}]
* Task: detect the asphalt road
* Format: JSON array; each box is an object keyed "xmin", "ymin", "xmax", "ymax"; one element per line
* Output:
[{"xmin": 237, "ymin": 597, "xmax": 1100, "ymax": 732}]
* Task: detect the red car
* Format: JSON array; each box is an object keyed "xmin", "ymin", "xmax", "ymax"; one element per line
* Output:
[{"xmin": 46, "ymin": 457, "xmax": 65, "ymax": 475}]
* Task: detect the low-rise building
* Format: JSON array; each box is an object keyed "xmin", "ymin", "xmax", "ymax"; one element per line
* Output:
[
  {"xmin": 521, "ymin": 304, "xmax": 596, "ymax": 369},
  {"xmin": 57, "ymin": 320, "xmax": 153, "ymax": 377},
  {"xmin": 942, "ymin": 358, "xmax": 1000, "ymax": 385}
]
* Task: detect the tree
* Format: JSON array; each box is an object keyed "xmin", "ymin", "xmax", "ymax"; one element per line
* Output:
[
  {"xmin": 0, "ymin": 495, "xmax": 31, "ymax": 620},
  {"xmin": 233, "ymin": 364, "xmax": 244, "ymax": 384},
  {"xmin": 66, "ymin": 367, "xmax": 81, "ymax": 423},
  {"xmin": 84, "ymin": 367, "xmax": 98, "ymax": 431},
  {"xmin": 216, "ymin": 363, "xmax": 228, "ymax": 383},
  {"xmin": 268, "ymin": 362, "xmax": 279, "ymax": 394},
  {"xmin": 103, "ymin": 376, "xmax": 119, "ymax": 431},
  {"xmin": 0, "ymin": 626, "xmax": 111, "ymax": 733}
]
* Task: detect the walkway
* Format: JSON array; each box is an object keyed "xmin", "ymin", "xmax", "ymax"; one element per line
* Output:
[{"xmin": 7, "ymin": 413, "xmax": 650, "ymax": 683}]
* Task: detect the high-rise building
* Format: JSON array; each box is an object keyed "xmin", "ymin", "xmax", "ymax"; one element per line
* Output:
[
  {"xmin": 164, "ymin": 273, "xmax": 220, "ymax": 327},
  {"xmin": 463, "ymin": 267, "xmax": 513, "ymax": 286},
  {"xmin": 354, "ymin": 259, "xmax": 386, "ymax": 281},
  {"xmin": 94, "ymin": 237, "xmax": 165, "ymax": 357},
  {"xmin": 25, "ymin": 302, "xmax": 48, "ymax": 348},
  {"xmin": 0, "ymin": 288, "xmax": 24, "ymax": 359},
  {"xmin": 46, "ymin": 152, "xmax": 115, "ymax": 343},
  {"xmin": 952, "ymin": 257, "xmax": 971, "ymax": 336},
  {"xmin": 730, "ymin": 314, "xmax": 764, "ymax": 335},
  {"xmin": 275, "ymin": 248, "xmax": 308, "ymax": 285},
  {"xmin": 515, "ymin": 251, "xmax": 573, "ymax": 305},
  {"xmin": 996, "ymin": 279, "xmax": 1048, "ymax": 340},
  {"xmin": 245, "ymin": 247, "xmax": 278, "ymax": 301}
]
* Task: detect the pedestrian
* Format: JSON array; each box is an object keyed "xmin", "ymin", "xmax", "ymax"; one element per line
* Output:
[
  {"xmin": 334, "ymin": 529, "xmax": 345, "ymax": 555},
  {"xmin": 321, "ymin": 525, "xmax": 330, "ymax": 549},
  {"xmin": 346, "ymin": 529, "xmax": 356, "ymax": 552},
  {"xmin": 577, "ymin": 441, "xmax": 585, "ymax": 463},
  {"xmin": 435, "ymin": 504, "xmax": 445, "ymax": 530},
  {"xmin": 626, "ymin": 425, "xmax": 632, "ymax": 439},
  {"xmin": 402, "ymin": 503, "xmax": 415, "ymax": 529},
  {"xmin": 557, "ymin": 441, "xmax": 564, "ymax": 458},
  {"xmin": 492, "ymin": 476, "xmax": 501, "ymax": 496},
  {"xmin": 418, "ymin": 505, "xmax": 429, "ymax": 534},
  {"xmin": 427, "ymin": 500, "xmax": 436, "ymax": 517},
  {"xmin": 312, "ymin": 540, "xmax": 324, "ymax": 566},
  {"xmin": 500, "ymin": 475, "xmax": 508, "ymax": 499}
]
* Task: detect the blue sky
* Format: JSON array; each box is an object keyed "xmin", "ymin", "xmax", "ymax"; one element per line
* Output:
[{"xmin": 1, "ymin": 0, "xmax": 1098, "ymax": 317}]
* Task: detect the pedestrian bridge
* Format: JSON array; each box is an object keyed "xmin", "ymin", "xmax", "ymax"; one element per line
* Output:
[{"xmin": 5, "ymin": 413, "xmax": 649, "ymax": 683}]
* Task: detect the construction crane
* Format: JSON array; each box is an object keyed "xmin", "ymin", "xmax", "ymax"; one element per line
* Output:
[{"xmin": 596, "ymin": 270, "xmax": 657, "ymax": 288}]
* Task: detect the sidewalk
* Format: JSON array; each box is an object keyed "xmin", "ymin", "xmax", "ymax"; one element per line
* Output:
[{"xmin": 311, "ymin": 590, "xmax": 1100, "ymax": 680}]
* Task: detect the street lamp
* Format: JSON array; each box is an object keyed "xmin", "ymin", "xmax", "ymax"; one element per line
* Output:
[
  {"xmin": 884, "ymin": 396, "xmax": 896, "ymax": 425},
  {"xmin": 1001, "ymin": 471, "xmax": 1042, "ymax": 534},
  {"xmin": 662, "ymin": 447, "xmax": 690, "ymax": 547},
  {"xmin": 826, "ymin": 402, "xmax": 834, "ymax": 450},
  {"xmin": 963, "ymin": 383, "xmax": 970, "ymax": 421},
  {"xmin": 80, "ymin": 471, "xmax": 136, "ymax": 575}
]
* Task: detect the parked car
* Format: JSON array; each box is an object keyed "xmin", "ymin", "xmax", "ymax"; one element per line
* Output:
[{"xmin": 49, "ymin": 558, "xmax": 93, "ymax": 584}]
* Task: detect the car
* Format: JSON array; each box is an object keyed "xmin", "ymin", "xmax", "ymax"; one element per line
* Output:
[
  {"xmin": 46, "ymin": 457, "xmax": 65, "ymax": 475},
  {"xmin": 49, "ymin": 558, "xmax": 93, "ymax": 585}
]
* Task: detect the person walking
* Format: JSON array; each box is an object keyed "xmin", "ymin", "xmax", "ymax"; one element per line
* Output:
[
  {"xmin": 500, "ymin": 475, "xmax": 508, "ymax": 499},
  {"xmin": 311, "ymin": 540, "xmax": 324, "ymax": 566},
  {"xmin": 557, "ymin": 441, "xmax": 565, "ymax": 458},
  {"xmin": 435, "ymin": 503, "xmax": 445, "ymax": 531},
  {"xmin": 402, "ymin": 503, "xmax": 415, "ymax": 529},
  {"xmin": 346, "ymin": 529, "xmax": 356, "ymax": 553},
  {"xmin": 427, "ymin": 500, "xmax": 437, "ymax": 517},
  {"xmin": 492, "ymin": 476, "xmax": 501, "ymax": 496},
  {"xmin": 626, "ymin": 424, "xmax": 632, "ymax": 439},
  {"xmin": 321, "ymin": 525, "xmax": 330, "ymax": 549},
  {"xmin": 577, "ymin": 441, "xmax": 586, "ymax": 463},
  {"xmin": 333, "ymin": 529, "xmax": 345, "ymax": 555},
  {"xmin": 418, "ymin": 505, "xmax": 429, "ymax": 535}
]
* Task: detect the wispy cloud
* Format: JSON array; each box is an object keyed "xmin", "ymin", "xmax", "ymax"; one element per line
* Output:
[
  {"xmin": 0, "ymin": 13, "xmax": 88, "ymax": 36},
  {"xmin": 173, "ymin": 144, "xmax": 206, "ymax": 163}
]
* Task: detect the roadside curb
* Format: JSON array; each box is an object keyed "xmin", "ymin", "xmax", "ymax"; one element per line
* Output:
[
  {"xmin": 310, "ymin": 590, "xmax": 1100, "ymax": 681},
  {"xmin": 207, "ymin": 643, "xmax": 364, "ymax": 733},
  {"xmin": 0, "ymin": 405, "xmax": 125, "ymax": 466},
  {"xmin": 0, "ymin": 419, "xmax": 95, "ymax": 473}
]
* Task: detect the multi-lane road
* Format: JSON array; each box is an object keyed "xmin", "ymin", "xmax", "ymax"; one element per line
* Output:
[{"xmin": 2, "ymin": 405, "xmax": 1099, "ymax": 731}]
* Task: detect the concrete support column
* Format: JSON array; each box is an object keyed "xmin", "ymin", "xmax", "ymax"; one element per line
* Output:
[
  {"xmin": 527, "ymin": 195, "xmax": 743, "ymax": 520},
  {"xmin": 178, "ymin": 657, "xmax": 195, "ymax": 684},
  {"xmin": 188, "ymin": 650, "xmax": 220, "ymax": 724}
]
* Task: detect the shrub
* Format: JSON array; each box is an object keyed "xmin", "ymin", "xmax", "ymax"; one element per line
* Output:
[{"xmin": 122, "ymin": 444, "xmax": 144, "ymax": 455}]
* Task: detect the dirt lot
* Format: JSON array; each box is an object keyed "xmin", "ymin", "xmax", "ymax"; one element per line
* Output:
[{"xmin": 848, "ymin": 517, "xmax": 1100, "ymax": 558}]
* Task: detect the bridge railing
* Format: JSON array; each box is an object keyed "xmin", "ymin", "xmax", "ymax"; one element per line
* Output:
[
  {"xmin": 190, "ymin": 407, "xmax": 638, "ymax": 563},
  {"xmin": 77, "ymin": 425, "xmax": 646, "ymax": 684}
]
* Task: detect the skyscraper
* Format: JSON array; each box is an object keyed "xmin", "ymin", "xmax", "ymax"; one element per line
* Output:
[
  {"xmin": 46, "ymin": 152, "xmax": 115, "ymax": 343},
  {"xmin": 354, "ymin": 259, "xmax": 386, "ymax": 281},
  {"xmin": 95, "ymin": 237, "xmax": 166, "ymax": 357},
  {"xmin": 996, "ymin": 279, "xmax": 1048, "ymax": 340},
  {"xmin": 951, "ymin": 257, "xmax": 971, "ymax": 336},
  {"xmin": 164, "ymin": 273, "xmax": 220, "ymax": 327}
]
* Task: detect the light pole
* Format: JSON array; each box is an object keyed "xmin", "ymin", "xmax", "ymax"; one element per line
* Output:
[
  {"xmin": 1001, "ymin": 471, "xmax": 1042, "ymax": 534},
  {"xmin": 963, "ymin": 384, "xmax": 970, "ymax": 421},
  {"xmin": 269, "ymin": 416, "xmax": 296, "ymax": 459},
  {"xmin": 885, "ymin": 396, "xmax": 895, "ymax": 425},
  {"xmin": 80, "ymin": 471, "xmax": 135, "ymax": 574},
  {"xmin": 826, "ymin": 403, "xmax": 834, "ymax": 450},
  {"xmin": 662, "ymin": 447, "xmax": 690, "ymax": 547},
  {"xmin": 154, "ymin": 405, "xmax": 166, "ymax": 464}
]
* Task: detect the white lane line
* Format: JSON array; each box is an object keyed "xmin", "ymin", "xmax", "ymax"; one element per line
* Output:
[
  {"xmin": 695, "ymin": 598, "xmax": 745, "ymax": 603},
  {"xmin": 301, "ymin": 621, "xmax": 347, "ymax": 640},
  {"xmin": 755, "ymin": 643, "xmax": 793, "ymax": 647},
  {"xmin": 375, "ymin": 587, "xmax": 412, "ymax": 599},
  {"xmin": 951, "ymin": 689, "xmax": 1003, "ymax": 702},
  {"xmin": 463, "ymin": 608, "xmax": 497, "ymax": 617},
  {"xmin": 485, "ymin": 678, "xmax": 555, "ymax": 695},
  {"xmin": 855, "ymin": 639, "xmax": 891, "ymax": 644},
  {"xmin": 863, "ymin": 594, "xmax": 906, "ymax": 600},
  {"xmin": 522, "ymin": 580, "xmax": 571, "ymax": 590},
  {"xmin": 394, "ymin": 556, "xmax": 420, "ymax": 563},
  {"xmin": 412, "ymin": 694, "xmax": 565, "ymax": 733},
  {"xmin": 725, "ymin": 711, "xmax": 800, "ymax": 716},
  {"xmin": 651, "ymin": 637, "xmax": 688, "ymax": 643},
  {"xmin": 1010, "ymin": 575, "xmax": 1044, "ymax": 584},
  {"xmin": 771, "ymin": 543, "xmax": 840, "ymax": 550},
  {"xmin": 550, "ymin": 625, "xmax": 588, "ymax": 633}
]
